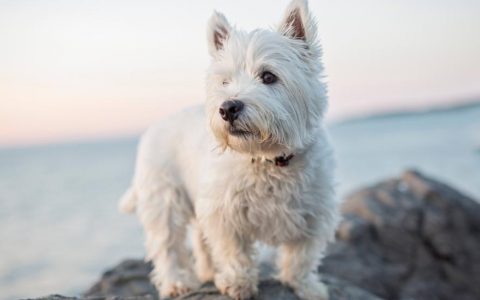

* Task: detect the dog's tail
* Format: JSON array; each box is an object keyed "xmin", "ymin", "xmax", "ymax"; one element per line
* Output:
[{"xmin": 119, "ymin": 187, "xmax": 137, "ymax": 214}]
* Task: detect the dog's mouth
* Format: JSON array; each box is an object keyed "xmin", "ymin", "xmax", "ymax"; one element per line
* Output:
[{"xmin": 228, "ymin": 126, "xmax": 252, "ymax": 137}]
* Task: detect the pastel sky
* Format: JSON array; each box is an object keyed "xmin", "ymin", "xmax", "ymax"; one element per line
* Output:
[{"xmin": 1, "ymin": 0, "xmax": 480, "ymax": 147}]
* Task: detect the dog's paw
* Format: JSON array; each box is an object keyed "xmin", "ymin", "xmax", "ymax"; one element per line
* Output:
[
  {"xmin": 219, "ymin": 282, "xmax": 257, "ymax": 300},
  {"xmin": 195, "ymin": 265, "xmax": 215, "ymax": 284},
  {"xmin": 215, "ymin": 272, "xmax": 258, "ymax": 300},
  {"xmin": 194, "ymin": 255, "xmax": 215, "ymax": 283},
  {"xmin": 288, "ymin": 276, "xmax": 329, "ymax": 300},
  {"xmin": 159, "ymin": 277, "xmax": 199, "ymax": 299}
]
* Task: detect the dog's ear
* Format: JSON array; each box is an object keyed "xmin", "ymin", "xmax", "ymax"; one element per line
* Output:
[
  {"xmin": 278, "ymin": 0, "xmax": 317, "ymax": 44},
  {"xmin": 207, "ymin": 11, "xmax": 232, "ymax": 57}
]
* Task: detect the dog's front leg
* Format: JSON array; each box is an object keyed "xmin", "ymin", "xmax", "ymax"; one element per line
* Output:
[
  {"xmin": 277, "ymin": 237, "xmax": 329, "ymax": 300},
  {"xmin": 192, "ymin": 223, "xmax": 215, "ymax": 283},
  {"xmin": 202, "ymin": 220, "xmax": 258, "ymax": 300}
]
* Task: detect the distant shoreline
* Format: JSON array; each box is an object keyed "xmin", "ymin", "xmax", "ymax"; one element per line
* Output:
[{"xmin": 334, "ymin": 98, "xmax": 480, "ymax": 125}]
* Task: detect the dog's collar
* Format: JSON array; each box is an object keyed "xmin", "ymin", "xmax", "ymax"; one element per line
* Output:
[{"xmin": 251, "ymin": 153, "xmax": 295, "ymax": 167}]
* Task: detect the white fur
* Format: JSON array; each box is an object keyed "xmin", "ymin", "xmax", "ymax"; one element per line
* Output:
[{"xmin": 120, "ymin": 1, "xmax": 339, "ymax": 299}]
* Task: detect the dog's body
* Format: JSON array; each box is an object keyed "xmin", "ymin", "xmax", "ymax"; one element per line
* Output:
[{"xmin": 120, "ymin": 1, "xmax": 339, "ymax": 299}]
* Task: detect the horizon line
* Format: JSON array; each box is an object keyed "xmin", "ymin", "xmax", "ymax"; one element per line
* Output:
[{"xmin": 1, "ymin": 98, "xmax": 479, "ymax": 151}]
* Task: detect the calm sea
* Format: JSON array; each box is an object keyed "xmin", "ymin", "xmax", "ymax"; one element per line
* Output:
[{"xmin": 1, "ymin": 104, "xmax": 479, "ymax": 299}]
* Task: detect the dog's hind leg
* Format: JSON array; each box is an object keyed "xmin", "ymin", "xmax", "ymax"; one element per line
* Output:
[{"xmin": 136, "ymin": 183, "xmax": 198, "ymax": 298}]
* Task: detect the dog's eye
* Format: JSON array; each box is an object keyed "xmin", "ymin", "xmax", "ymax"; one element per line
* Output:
[
  {"xmin": 261, "ymin": 71, "xmax": 278, "ymax": 85},
  {"xmin": 222, "ymin": 79, "xmax": 229, "ymax": 86}
]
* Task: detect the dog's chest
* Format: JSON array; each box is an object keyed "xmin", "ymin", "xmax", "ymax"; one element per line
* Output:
[{"xmin": 220, "ymin": 163, "xmax": 312, "ymax": 244}]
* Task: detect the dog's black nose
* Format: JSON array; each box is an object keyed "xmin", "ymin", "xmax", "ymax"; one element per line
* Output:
[{"xmin": 219, "ymin": 100, "xmax": 244, "ymax": 123}]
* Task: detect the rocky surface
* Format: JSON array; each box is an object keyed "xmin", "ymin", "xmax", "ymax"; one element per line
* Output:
[
  {"xmin": 80, "ymin": 259, "xmax": 380, "ymax": 300},
  {"xmin": 28, "ymin": 170, "xmax": 480, "ymax": 300},
  {"xmin": 320, "ymin": 170, "xmax": 480, "ymax": 300}
]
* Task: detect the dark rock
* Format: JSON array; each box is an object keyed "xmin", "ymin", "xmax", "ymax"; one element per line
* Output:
[
  {"xmin": 24, "ymin": 296, "xmax": 79, "ymax": 300},
  {"xmin": 85, "ymin": 260, "xmax": 156, "ymax": 299},
  {"xmin": 24, "ymin": 295, "xmax": 148, "ymax": 300},
  {"xmin": 83, "ymin": 259, "xmax": 381, "ymax": 300},
  {"xmin": 320, "ymin": 169, "xmax": 480, "ymax": 300}
]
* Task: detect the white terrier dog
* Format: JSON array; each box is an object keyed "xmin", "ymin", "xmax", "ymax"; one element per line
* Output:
[{"xmin": 119, "ymin": 0, "xmax": 339, "ymax": 299}]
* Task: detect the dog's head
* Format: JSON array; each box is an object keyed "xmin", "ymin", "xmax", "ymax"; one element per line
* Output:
[{"xmin": 206, "ymin": 0, "xmax": 326, "ymax": 156}]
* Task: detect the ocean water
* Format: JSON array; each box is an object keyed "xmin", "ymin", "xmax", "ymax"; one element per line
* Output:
[{"xmin": 1, "ymin": 104, "xmax": 479, "ymax": 300}]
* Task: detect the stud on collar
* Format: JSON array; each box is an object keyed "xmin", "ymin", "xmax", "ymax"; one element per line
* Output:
[{"xmin": 274, "ymin": 154, "xmax": 295, "ymax": 167}]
